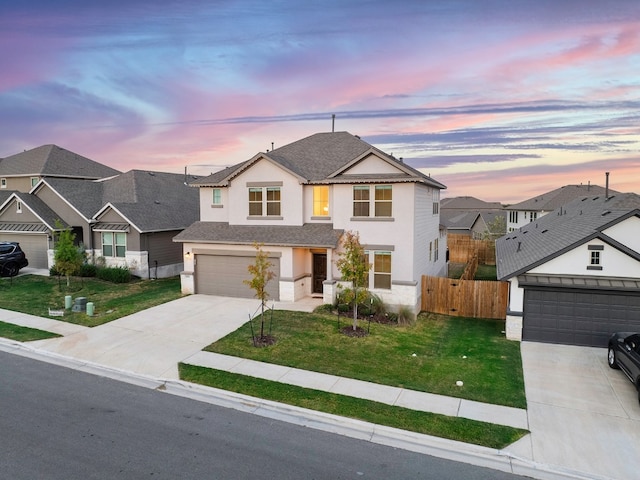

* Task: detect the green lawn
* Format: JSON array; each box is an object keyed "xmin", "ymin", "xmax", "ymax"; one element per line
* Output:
[
  {"xmin": 475, "ymin": 264, "xmax": 498, "ymax": 280},
  {"xmin": 204, "ymin": 310, "xmax": 526, "ymax": 409},
  {"xmin": 179, "ymin": 363, "xmax": 527, "ymax": 449},
  {"xmin": 0, "ymin": 320, "xmax": 61, "ymax": 341},
  {"xmin": 0, "ymin": 275, "xmax": 183, "ymax": 327}
]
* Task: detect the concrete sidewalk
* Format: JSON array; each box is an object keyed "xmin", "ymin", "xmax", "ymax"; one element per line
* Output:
[{"xmin": 1, "ymin": 294, "xmax": 632, "ymax": 480}]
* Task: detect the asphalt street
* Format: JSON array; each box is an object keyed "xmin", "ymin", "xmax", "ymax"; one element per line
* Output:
[{"xmin": 0, "ymin": 350, "xmax": 530, "ymax": 480}]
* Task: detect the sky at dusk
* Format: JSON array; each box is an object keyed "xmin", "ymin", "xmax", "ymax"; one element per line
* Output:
[{"xmin": 1, "ymin": 0, "xmax": 638, "ymax": 203}]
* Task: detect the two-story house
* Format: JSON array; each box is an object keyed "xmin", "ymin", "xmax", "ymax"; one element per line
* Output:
[
  {"xmin": 174, "ymin": 131, "xmax": 447, "ymax": 313},
  {"xmin": 505, "ymin": 183, "xmax": 618, "ymax": 232},
  {"xmin": 0, "ymin": 144, "xmax": 200, "ymax": 278},
  {"xmin": 497, "ymin": 192, "xmax": 640, "ymax": 347}
]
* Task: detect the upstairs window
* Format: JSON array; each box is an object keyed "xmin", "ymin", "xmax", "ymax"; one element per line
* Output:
[
  {"xmin": 0, "ymin": 178, "xmax": 6, "ymax": 188},
  {"xmin": 248, "ymin": 186, "xmax": 281, "ymax": 217},
  {"xmin": 353, "ymin": 186, "xmax": 370, "ymax": 217},
  {"xmin": 31, "ymin": 177, "xmax": 39, "ymax": 188},
  {"xmin": 266, "ymin": 187, "xmax": 281, "ymax": 216},
  {"xmin": 249, "ymin": 188, "xmax": 263, "ymax": 215},
  {"xmin": 590, "ymin": 251, "xmax": 601, "ymax": 265},
  {"xmin": 509, "ymin": 211, "xmax": 518, "ymax": 223},
  {"xmin": 353, "ymin": 185, "xmax": 393, "ymax": 218},
  {"xmin": 374, "ymin": 185, "xmax": 392, "ymax": 217},
  {"xmin": 529, "ymin": 211, "xmax": 538, "ymax": 222},
  {"xmin": 212, "ymin": 188, "xmax": 222, "ymax": 206},
  {"xmin": 313, "ymin": 186, "xmax": 329, "ymax": 216},
  {"xmin": 16, "ymin": 201, "xmax": 22, "ymax": 213},
  {"xmin": 432, "ymin": 189, "xmax": 440, "ymax": 214}
]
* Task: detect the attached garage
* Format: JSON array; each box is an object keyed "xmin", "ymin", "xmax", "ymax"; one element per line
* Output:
[
  {"xmin": 195, "ymin": 252, "xmax": 280, "ymax": 300},
  {"xmin": 0, "ymin": 231, "xmax": 49, "ymax": 269},
  {"xmin": 521, "ymin": 275, "xmax": 640, "ymax": 347}
]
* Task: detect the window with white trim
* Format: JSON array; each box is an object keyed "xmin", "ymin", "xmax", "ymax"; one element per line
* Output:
[
  {"xmin": 432, "ymin": 189, "xmax": 439, "ymax": 214},
  {"xmin": 1, "ymin": 178, "xmax": 6, "ymax": 188},
  {"xmin": 590, "ymin": 251, "xmax": 600, "ymax": 266},
  {"xmin": 434, "ymin": 238, "xmax": 439, "ymax": 261},
  {"xmin": 509, "ymin": 211, "xmax": 518, "ymax": 223},
  {"xmin": 353, "ymin": 185, "xmax": 392, "ymax": 218},
  {"xmin": 313, "ymin": 186, "xmax": 329, "ymax": 216},
  {"xmin": 529, "ymin": 211, "xmax": 538, "ymax": 222},
  {"xmin": 212, "ymin": 188, "xmax": 222, "ymax": 206},
  {"xmin": 16, "ymin": 201, "xmax": 22, "ymax": 213},
  {"xmin": 248, "ymin": 186, "xmax": 281, "ymax": 216},
  {"xmin": 102, "ymin": 232, "xmax": 126, "ymax": 258},
  {"xmin": 31, "ymin": 177, "xmax": 39, "ymax": 188},
  {"xmin": 372, "ymin": 251, "xmax": 392, "ymax": 289}
]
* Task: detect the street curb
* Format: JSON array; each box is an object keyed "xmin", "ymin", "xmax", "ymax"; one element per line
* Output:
[{"xmin": 0, "ymin": 338, "xmax": 608, "ymax": 480}]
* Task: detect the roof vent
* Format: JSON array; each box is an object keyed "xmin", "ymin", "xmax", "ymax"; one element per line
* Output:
[
  {"xmin": 602, "ymin": 210, "xmax": 611, "ymax": 216},
  {"xmin": 517, "ymin": 241, "xmax": 522, "ymax": 252},
  {"xmin": 541, "ymin": 229, "xmax": 548, "ymax": 233}
]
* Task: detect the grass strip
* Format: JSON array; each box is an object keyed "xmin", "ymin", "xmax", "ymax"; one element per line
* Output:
[
  {"xmin": 0, "ymin": 320, "xmax": 61, "ymax": 341},
  {"xmin": 179, "ymin": 363, "xmax": 528, "ymax": 450}
]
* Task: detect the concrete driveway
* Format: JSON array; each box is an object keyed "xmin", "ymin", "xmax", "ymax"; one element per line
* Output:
[
  {"xmin": 517, "ymin": 342, "xmax": 640, "ymax": 480},
  {"xmin": 29, "ymin": 295, "xmax": 272, "ymax": 379}
]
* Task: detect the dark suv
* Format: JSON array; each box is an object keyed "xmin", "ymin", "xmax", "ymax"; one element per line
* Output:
[{"xmin": 0, "ymin": 242, "xmax": 29, "ymax": 277}]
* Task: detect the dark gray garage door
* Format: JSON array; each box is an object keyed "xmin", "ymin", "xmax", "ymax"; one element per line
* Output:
[
  {"xmin": 0, "ymin": 233, "xmax": 48, "ymax": 269},
  {"xmin": 195, "ymin": 254, "xmax": 280, "ymax": 300},
  {"xmin": 524, "ymin": 288, "xmax": 640, "ymax": 347}
]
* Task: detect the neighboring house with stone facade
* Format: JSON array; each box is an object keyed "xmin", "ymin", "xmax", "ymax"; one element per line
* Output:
[
  {"xmin": 174, "ymin": 131, "xmax": 447, "ymax": 313},
  {"xmin": 0, "ymin": 145, "xmax": 199, "ymax": 278}
]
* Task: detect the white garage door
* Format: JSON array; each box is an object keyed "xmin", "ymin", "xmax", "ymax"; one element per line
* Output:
[
  {"xmin": 195, "ymin": 254, "xmax": 280, "ymax": 300},
  {"xmin": 0, "ymin": 233, "xmax": 48, "ymax": 269}
]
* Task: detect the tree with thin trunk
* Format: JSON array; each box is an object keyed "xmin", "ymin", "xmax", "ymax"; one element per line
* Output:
[
  {"xmin": 53, "ymin": 222, "xmax": 83, "ymax": 287},
  {"xmin": 244, "ymin": 242, "xmax": 275, "ymax": 339},
  {"xmin": 335, "ymin": 231, "xmax": 371, "ymax": 330}
]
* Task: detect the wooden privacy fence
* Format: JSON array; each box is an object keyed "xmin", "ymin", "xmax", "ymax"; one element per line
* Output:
[
  {"xmin": 421, "ymin": 275, "xmax": 508, "ymax": 319},
  {"xmin": 448, "ymin": 233, "xmax": 496, "ymax": 265}
]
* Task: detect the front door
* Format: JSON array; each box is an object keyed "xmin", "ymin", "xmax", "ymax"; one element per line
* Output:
[{"xmin": 312, "ymin": 253, "xmax": 327, "ymax": 294}]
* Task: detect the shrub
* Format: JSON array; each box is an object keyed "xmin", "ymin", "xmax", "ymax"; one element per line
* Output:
[
  {"xmin": 397, "ymin": 305, "xmax": 416, "ymax": 326},
  {"xmin": 49, "ymin": 265, "xmax": 60, "ymax": 276},
  {"xmin": 79, "ymin": 263, "xmax": 98, "ymax": 277},
  {"xmin": 313, "ymin": 304, "xmax": 334, "ymax": 314},
  {"xmin": 96, "ymin": 265, "xmax": 131, "ymax": 283}
]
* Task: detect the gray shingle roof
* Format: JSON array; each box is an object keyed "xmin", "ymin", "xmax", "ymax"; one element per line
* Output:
[
  {"xmin": 5, "ymin": 191, "xmax": 69, "ymax": 229},
  {"xmin": 0, "ymin": 145, "xmax": 121, "ymax": 179},
  {"xmin": 174, "ymin": 222, "xmax": 343, "ymax": 248},
  {"xmin": 44, "ymin": 170, "xmax": 200, "ymax": 232},
  {"xmin": 496, "ymin": 192, "xmax": 640, "ymax": 280},
  {"xmin": 100, "ymin": 170, "xmax": 200, "ymax": 232},
  {"xmin": 505, "ymin": 184, "xmax": 620, "ymax": 211},
  {"xmin": 441, "ymin": 196, "xmax": 503, "ymax": 210},
  {"xmin": 191, "ymin": 132, "xmax": 446, "ymax": 190}
]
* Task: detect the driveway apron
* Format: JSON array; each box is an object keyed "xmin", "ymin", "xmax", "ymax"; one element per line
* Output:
[
  {"xmin": 520, "ymin": 342, "xmax": 640, "ymax": 480},
  {"xmin": 29, "ymin": 295, "xmax": 263, "ymax": 379}
]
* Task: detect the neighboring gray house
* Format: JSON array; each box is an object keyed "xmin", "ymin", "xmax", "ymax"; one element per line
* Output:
[
  {"xmin": 175, "ymin": 131, "xmax": 447, "ymax": 312},
  {"xmin": 496, "ymin": 192, "xmax": 640, "ymax": 347},
  {"xmin": 505, "ymin": 183, "xmax": 620, "ymax": 232},
  {"xmin": 0, "ymin": 144, "xmax": 120, "ymax": 192},
  {"xmin": 440, "ymin": 196, "xmax": 505, "ymax": 239},
  {"xmin": 0, "ymin": 145, "xmax": 200, "ymax": 278}
]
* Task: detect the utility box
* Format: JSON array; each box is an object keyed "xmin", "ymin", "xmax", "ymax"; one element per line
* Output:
[{"xmin": 72, "ymin": 297, "xmax": 87, "ymax": 312}]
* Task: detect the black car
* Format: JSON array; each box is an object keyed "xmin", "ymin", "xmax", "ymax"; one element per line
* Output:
[
  {"xmin": 0, "ymin": 242, "xmax": 29, "ymax": 277},
  {"xmin": 608, "ymin": 332, "xmax": 640, "ymax": 403}
]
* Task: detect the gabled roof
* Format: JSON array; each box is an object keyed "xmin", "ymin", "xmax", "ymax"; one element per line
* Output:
[
  {"xmin": 0, "ymin": 145, "xmax": 121, "ymax": 179},
  {"xmin": 0, "ymin": 191, "xmax": 69, "ymax": 230},
  {"xmin": 173, "ymin": 221, "xmax": 343, "ymax": 248},
  {"xmin": 505, "ymin": 184, "xmax": 620, "ymax": 212},
  {"xmin": 441, "ymin": 196, "xmax": 503, "ymax": 210},
  {"xmin": 96, "ymin": 170, "xmax": 200, "ymax": 232},
  {"xmin": 496, "ymin": 192, "xmax": 640, "ymax": 280},
  {"xmin": 440, "ymin": 211, "xmax": 482, "ymax": 230},
  {"xmin": 39, "ymin": 170, "xmax": 200, "ymax": 232},
  {"xmin": 191, "ymin": 132, "xmax": 446, "ymax": 189}
]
